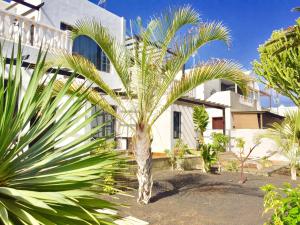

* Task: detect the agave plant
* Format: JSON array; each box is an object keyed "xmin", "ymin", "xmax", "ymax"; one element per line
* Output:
[
  {"xmin": 49, "ymin": 6, "xmax": 251, "ymax": 204},
  {"xmin": 260, "ymin": 110, "xmax": 300, "ymax": 180},
  {"xmin": 0, "ymin": 41, "xmax": 126, "ymax": 224},
  {"xmin": 193, "ymin": 105, "xmax": 209, "ymax": 146}
]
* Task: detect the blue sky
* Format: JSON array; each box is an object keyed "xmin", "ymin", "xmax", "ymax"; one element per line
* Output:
[{"xmin": 91, "ymin": 0, "xmax": 298, "ymax": 106}]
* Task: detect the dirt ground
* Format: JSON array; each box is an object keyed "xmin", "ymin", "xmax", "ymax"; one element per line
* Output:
[{"xmin": 112, "ymin": 170, "xmax": 300, "ymax": 225}]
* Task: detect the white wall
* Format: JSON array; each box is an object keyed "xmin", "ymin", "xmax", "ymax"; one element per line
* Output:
[
  {"xmin": 38, "ymin": 0, "xmax": 126, "ymax": 90},
  {"xmin": 229, "ymin": 129, "xmax": 288, "ymax": 161},
  {"xmin": 151, "ymin": 108, "xmax": 172, "ymax": 152},
  {"xmin": 171, "ymin": 102, "xmax": 197, "ymax": 150}
]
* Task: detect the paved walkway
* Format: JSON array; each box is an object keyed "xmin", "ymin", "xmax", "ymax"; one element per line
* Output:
[{"xmin": 97, "ymin": 208, "xmax": 149, "ymax": 225}]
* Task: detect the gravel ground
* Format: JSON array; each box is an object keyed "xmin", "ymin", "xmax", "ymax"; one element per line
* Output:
[{"xmin": 111, "ymin": 170, "xmax": 299, "ymax": 225}]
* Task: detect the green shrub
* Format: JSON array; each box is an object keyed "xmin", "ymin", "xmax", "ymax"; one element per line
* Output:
[
  {"xmin": 200, "ymin": 144, "xmax": 218, "ymax": 173},
  {"xmin": 165, "ymin": 139, "xmax": 189, "ymax": 170},
  {"xmin": 224, "ymin": 160, "xmax": 239, "ymax": 172},
  {"xmin": 261, "ymin": 183, "xmax": 300, "ymax": 225},
  {"xmin": 211, "ymin": 132, "xmax": 230, "ymax": 152}
]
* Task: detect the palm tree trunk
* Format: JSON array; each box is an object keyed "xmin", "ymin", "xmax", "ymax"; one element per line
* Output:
[
  {"xmin": 133, "ymin": 124, "xmax": 153, "ymax": 205},
  {"xmin": 291, "ymin": 165, "xmax": 297, "ymax": 181}
]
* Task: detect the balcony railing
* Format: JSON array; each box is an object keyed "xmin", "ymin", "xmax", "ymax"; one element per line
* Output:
[
  {"xmin": 239, "ymin": 95, "xmax": 254, "ymax": 107},
  {"xmin": 0, "ymin": 9, "xmax": 70, "ymax": 51}
]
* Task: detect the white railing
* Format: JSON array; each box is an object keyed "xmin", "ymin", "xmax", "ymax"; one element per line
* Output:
[
  {"xmin": 0, "ymin": 9, "xmax": 71, "ymax": 51},
  {"xmin": 239, "ymin": 95, "xmax": 254, "ymax": 107}
]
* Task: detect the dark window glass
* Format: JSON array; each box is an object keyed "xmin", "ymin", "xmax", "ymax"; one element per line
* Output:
[
  {"xmin": 60, "ymin": 22, "xmax": 73, "ymax": 31},
  {"xmin": 91, "ymin": 105, "xmax": 115, "ymax": 138},
  {"xmin": 173, "ymin": 111, "xmax": 181, "ymax": 139},
  {"xmin": 72, "ymin": 35, "xmax": 110, "ymax": 73}
]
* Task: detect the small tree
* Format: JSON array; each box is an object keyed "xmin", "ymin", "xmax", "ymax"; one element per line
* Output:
[
  {"xmin": 193, "ymin": 105, "xmax": 209, "ymax": 146},
  {"xmin": 253, "ymin": 19, "xmax": 300, "ymax": 106},
  {"xmin": 235, "ymin": 138, "xmax": 259, "ymax": 184},
  {"xmin": 51, "ymin": 6, "xmax": 251, "ymax": 204}
]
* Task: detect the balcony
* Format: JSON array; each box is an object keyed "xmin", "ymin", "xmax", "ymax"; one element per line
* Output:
[
  {"xmin": 238, "ymin": 95, "xmax": 254, "ymax": 107},
  {"xmin": 0, "ymin": 9, "xmax": 71, "ymax": 51}
]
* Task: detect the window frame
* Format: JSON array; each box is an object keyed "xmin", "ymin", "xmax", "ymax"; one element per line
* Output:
[
  {"xmin": 173, "ymin": 111, "xmax": 181, "ymax": 139},
  {"xmin": 91, "ymin": 105, "xmax": 115, "ymax": 139},
  {"xmin": 60, "ymin": 22, "xmax": 111, "ymax": 73}
]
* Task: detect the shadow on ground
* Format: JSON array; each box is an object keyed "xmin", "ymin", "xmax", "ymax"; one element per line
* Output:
[{"xmin": 150, "ymin": 173, "xmax": 264, "ymax": 203}]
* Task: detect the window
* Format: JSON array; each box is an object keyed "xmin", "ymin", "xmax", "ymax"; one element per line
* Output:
[
  {"xmin": 60, "ymin": 22, "xmax": 111, "ymax": 73},
  {"xmin": 91, "ymin": 106, "xmax": 115, "ymax": 138},
  {"xmin": 173, "ymin": 111, "xmax": 181, "ymax": 139},
  {"xmin": 72, "ymin": 35, "xmax": 110, "ymax": 73},
  {"xmin": 212, "ymin": 117, "xmax": 224, "ymax": 129}
]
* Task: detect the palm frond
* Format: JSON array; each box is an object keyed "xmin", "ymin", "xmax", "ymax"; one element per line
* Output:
[
  {"xmin": 151, "ymin": 60, "xmax": 250, "ymax": 124},
  {"xmin": 48, "ymin": 52, "xmax": 135, "ymax": 126},
  {"xmin": 149, "ymin": 21, "xmax": 231, "ymax": 117},
  {"xmin": 259, "ymin": 109, "xmax": 300, "ymax": 165},
  {"xmin": 71, "ymin": 19, "xmax": 132, "ymax": 97}
]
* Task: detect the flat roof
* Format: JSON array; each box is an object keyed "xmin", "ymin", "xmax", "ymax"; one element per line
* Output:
[
  {"xmin": 177, "ymin": 97, "xmax": 228, "ymax": 109},
  {"xmin": 231, "ymin": 110, "xmax": 285, "ymax": 118}
]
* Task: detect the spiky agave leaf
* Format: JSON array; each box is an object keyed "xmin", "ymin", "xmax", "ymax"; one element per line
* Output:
[{"xmin": 0, "ymin": 41, "xmax": 127, "ymax": 224}]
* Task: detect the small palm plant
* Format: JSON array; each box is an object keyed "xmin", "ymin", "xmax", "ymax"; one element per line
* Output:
[
  {"xmin": 193, "ymin": 105, "xmax": 209, "ymax": 146},
  {"xmin": 0, "ymin": 42, "xmax": 126, "ymax": 224},
  {"xmin": 260, "ymin": 110, "xmax": 300, "ymax": 180},
  {"xmin": 200, "ymin": 144, "xmax": 218, "ymax": 173},
  {"xmin": 49, "ymin": 6, "xmax": 251, "ymax": 204}
]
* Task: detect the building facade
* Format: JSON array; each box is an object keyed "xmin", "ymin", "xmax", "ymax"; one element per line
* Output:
[{"xmin": 1, "ymin": 0, "xmax": 286, "ymax": 161}]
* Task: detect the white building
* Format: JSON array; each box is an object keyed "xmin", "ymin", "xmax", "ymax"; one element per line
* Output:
[{"xmin": 0, "ymin": 0, "xmax": 286, "ymax": 161}]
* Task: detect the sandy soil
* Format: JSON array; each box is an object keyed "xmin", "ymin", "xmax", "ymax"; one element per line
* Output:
[{"xmin": 112, "ymin": 170, "xmax": 299, "ymax": 225}]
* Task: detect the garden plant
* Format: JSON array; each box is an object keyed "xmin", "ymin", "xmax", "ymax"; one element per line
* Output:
[
  {"xmin": 193, "ymin": 105, "xmax": 209, "ymax": 146},
  {"xmin": 261, "ymin": 183, "xmax": 300, "ymax": 225},
  {"xmin": 260, "ymin": 110, "xmax": 300, "ymax": 180},
  {"xmin": 0, "ymin": 42, "xmax": 126, "ymax": 224},
  {"xmin": 200, "ymin": 144, "xmax": 218, "ymax": 173},
  {"xmin": 234, "ymin": 138, "xmax": 259, "ymax": 184}
]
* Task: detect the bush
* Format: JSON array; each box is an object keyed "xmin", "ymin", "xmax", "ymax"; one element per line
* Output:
[
  {"xmin": 211, "ymin": 132, "xmax": 230, "ymax": 152},
  {"xmin": 224, "ymin": 160, "xmax": 239, "ymax": 172},
  {"xmin": 165, "ymin": 139, "xmax": 189, "ymax": 170},
  {"xmin": 261, "ymin": 183, "xmax": 300, "ymax": 225},
  {"xmin": 200, "ymin": 144, "xmax": 218, "ymax": 173}
]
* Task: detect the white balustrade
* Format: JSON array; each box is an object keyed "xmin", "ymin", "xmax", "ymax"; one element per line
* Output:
[
  {"xmin": 239, "ymin": 95, "xmax": 254, "ymax": 107},
  {"xmin": 0, "ymin": 9, "xmax": 70, "ymax": 52}
]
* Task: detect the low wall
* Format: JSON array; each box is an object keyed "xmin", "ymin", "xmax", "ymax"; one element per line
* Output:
[{"xmin": 128, "ymin": 155, "xmax": 202, "ymax": 174}]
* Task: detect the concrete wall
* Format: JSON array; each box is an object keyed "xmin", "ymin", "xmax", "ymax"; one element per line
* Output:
[
  {"xmin": 171, "ymin": 102, "xmax": 197, "ymax": 150},
  {"xmin": 38, "ymin": 0, "xmax": 126, "ymax": 90}
]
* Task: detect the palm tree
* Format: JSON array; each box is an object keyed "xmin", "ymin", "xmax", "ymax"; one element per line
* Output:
[
  {"xmin": 260, "ymin": 110, "xmax": 300, "ymax": 180},
  {"xmin": 0, "ymin": 41, "xmax": 126, "ymax": 224},
  {"xmin": 49, "ymin": 6, "xmax": 250, "ymax": 204},
  {"xmin": 193, "ymin": 105, "xmax": 209, "ymax": 146}
]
